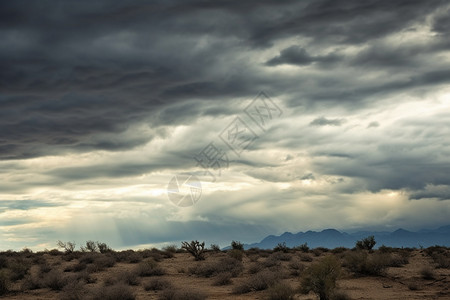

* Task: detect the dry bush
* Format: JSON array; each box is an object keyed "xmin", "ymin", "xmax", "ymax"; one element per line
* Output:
[
  {"xmin": 57, "ymin": 241, "xmax": 76, "ymax": 254},
  {"xmin": 299, "ymin": 253, "xmax": 313, "ymax": 262},
  {"xmin": 355, "ymin": 236, "xmax": 376, "ymax": 251},
  {"xmin": 159, "ymin": 288, "xmax": 206, "ymax": 300},
  {"xmin": 288, "ymin": 260, "xmax": 305, "ymax": 276},
  {"xmin": 420, "ymin": 267, "xmax": 435, "ymax": 280},
  {"xmin": 43, "ymin": 269, "xmax": 70, "ymax": 291},
  {"xmin": 7, "ymin": 258, "xmax": 31, "ymax": 281},
  {"xmin": 232, "ymin": 270, "xmax": 279, "ymax": 294},
  {"xmin": 231, "ymin": 241, "xmax": 244, "ymax": 250},
  {"xmin": 117, "ymin": 271, "xmax": 140, "ymax": 286},
  {"xmin": 136, "ymin": 259, "xmax": 165, "ymax": 276},
  {"xmin": 343, "ymin": 251, "xmax": 391, "ymax": 276},
  {"xmin": 266, "ymin": 282, "xmax": 296, "ymax": 300},
  {"xmin": 408, "ymin": 282, "xmax": 419, "ymax": 291},
  {"xmin": 163, "ymin": 245, "xmax": 178, "ymax": 253},
  {"xmin": 144, "ymin": 277, "xmax": 172, "ymax": 291},
  {"xmin": 300, "ymin": 256, "xmax": 341, "ymax": 300},
  {"xmin": 295, "ymin": 243, "xmax": 309, "ymax": 253},
  {"xmin": 273, "ymin": 242, "xmax": 290, "ymax": 253},
  {"xmin": 0, "ymin": 256, "xmax": 7, "ymax": 269},
  {"xmin": 432, "ymin": 253, "xmax": 450, "ymax": 268},
  {"xmin": 0, "ymin": 269, "xmax": 10, "ymax": 295},
  {"xmin": 272, "ymin": 252, "xmax": 292, "ymax": 261},
  {"xmin": 209, "ymin": 244, "xmax": 221, "ymax": 252},
  {"xmin": 75, "ymin": 270, "xmax": 97, "ymax": 284},
  {"xmin": 91, "ymin": 283, "xmax": 135, "ymax": 300},
  {"xmin": 248, "ymin": 263, "xmax": 263, "ymax": 274},
  {"xmin": 228, "ymin": 249, "xmax": 244, "ymax": 261},
  {"xmin": 331, "ymin": 247, "xmax": 348, "ymax": 255},
  {"xmin": 312, "ymin": 248, "xmax": 324, "ymax": 257},
  {"xmin": 388, "ymin": 253, "xmax": 409, "ymax": 267},
  {"xmin": 189, "ymin": 257, "xmax": 243, "ymax": 277},
  {"xmin": 213, "ymin": 272, "xmax": 232, "ymax": 286},
  {"xmin": 60, "ymin": 280, "xmax": 86, "ymax": 300}
]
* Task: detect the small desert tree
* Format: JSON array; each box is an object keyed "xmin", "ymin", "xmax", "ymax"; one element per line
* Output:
[
  {"xmin": 181, "ymin": 240, "xmax": 206, "ymax": 261},
  {"xmin": 96, "ymin": 242, "xmax": 112, "ymax": 253},
  {"xmin": 301, "ymin": 255, "xmax": 341, "ymax": 300},
  {"xmin": 57, "ymin": 241, "xmax": 76, "ymax": 253},
  {"xmin": 231, "ymin": 241, "xmax": 244, "ymax": 251},
  {"xmin": 356, "ymin": 236, "xmax": 376, "ymax": 251},
  {"xmin": 81, "ymin": 240, "xmax": 98, "ymax": 252}
]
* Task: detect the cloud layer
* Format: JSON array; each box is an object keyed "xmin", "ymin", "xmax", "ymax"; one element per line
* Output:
[{"xmin": 1, "ymin": 0, "xmax": 450, "ymax": 250}]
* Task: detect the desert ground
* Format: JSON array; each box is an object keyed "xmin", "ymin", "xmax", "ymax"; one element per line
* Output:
[{"xmin": 0, "ymin": 243, "xmax": 449, "ymax": 300}]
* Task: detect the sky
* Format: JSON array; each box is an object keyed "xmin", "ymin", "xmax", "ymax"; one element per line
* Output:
[{"xmin": 1, "ymin": 0, "xmax": 450, "ymax": 251}]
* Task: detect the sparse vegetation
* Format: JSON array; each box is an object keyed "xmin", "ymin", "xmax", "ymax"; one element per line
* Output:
[
  {"xmin": 231, "ymin": 240, "xmax": 244, "ymax": 251},
  {"xmin": 274, "ymin": 242, "xmax": 290, "ymax": 253},
  {"xmin": 159, "ymin": 288, "xmax": 206, "ymax": 300},
  {"xmin": 301, "ymin": 255, "xmax": 341, "ymax": 300},
  {"xmin": 57, "ymin": 241, "xmax": 76, "ymax": 253},
  {"xmin": 181, "ymin": 240, "xmax": 206, "ymax": 261},
  {"xmin": 144, "ymin": 277, "xmax": 172, "ymax": 291},
  {"xmin": 356, "ymin": 236, "xmax": 376, "ymax": 251},
  {"xmin": 266, "ymin": 282, "xmax": 296, "ymax": 300},
  {"xmin": 136, "ymin": 259, "xmax": 165, "ymax": 276}
]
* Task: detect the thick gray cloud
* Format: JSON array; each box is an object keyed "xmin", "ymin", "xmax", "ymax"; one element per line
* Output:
[{"xmin": 1, "ymin": 0, "xmax": 450, "ymax": 250}]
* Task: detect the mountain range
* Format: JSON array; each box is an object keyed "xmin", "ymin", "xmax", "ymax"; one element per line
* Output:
[{"xmin": 238, "ymin": 225, "xmax": 450, "ymax": 250}]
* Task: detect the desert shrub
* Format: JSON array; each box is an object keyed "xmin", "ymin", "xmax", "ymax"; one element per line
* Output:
[
  {"xmin": 62, "ymin": 252, "xmax": 82, "ymax": 262},
  {"xmin": 312, "ymin": 248, "xmax": 324, "ymax": 257},
  {"xmin": 142, "ymin": 249, "xmax": 164, "ymax": 261},
  {"xmin": 144, "ymin": 277, "xmax": 172, "ymax": 291},
  {"xmin": 181, "ymin": 240, "xmax": 206, "ymax": 261},
  {"xmin": 213, "ymin": 272, "xmax": 232, "ymax": 286},
  {"xmin": 136, "ymin": 259, "xmax": 165, "ymax": 276},
  {"xmin": 128, "ymin": 252, "xmax": 144, "ymax": 263},
  {"xmin": 60, "ymin": 280, "xmax": 86, "ymax": 300},
  {"xmin": 288, "ymin": 260, "xmax": 305, "ymax": 276},
  {"xmin": 38, "ymin": 260, "xmax": 52, "ymax": 273},
  {"xmin": 21, "ymin": 273, "xmax": 41, "ymax": 291},
  {"xmin": 163, "ymin": 245, "xmax": 178, "ymax": 253},
  {"xmin": 299, "ymin": 253, "xmax": 313, "ymax": 262},
  {"xmin": 210, "ymin": 244, "xmax": 221, "ymax": 252},
  {"xmin": 91, "ymin": 283, "xmax": 135, "ymax": 300},
  {"xmin": 388, "ymin": 253, "xmax": 409, "ymax": 267},
  {"xmin": 266, "ymin": 282, "xmax": 296, "ymax": 300},
  {"xmin": 331, "ymin": 247, "xmax": 348, "ymax": 254},
  {"xmin": 0, "ymin": 256, "xmax": 7, "ymax": 269},
  {"xmin": 159, "ymin": 288, "xmax": 206, "ymax": 300},
  {"xmin": 248, "ymin": 263, "xmax": 263, "ymax": 274},
  {"xmin": 300, "ymin": 255, "xmax": 341, "ymax": 300},
  {"xmin": 274, "ymin": 242, "xmax": 290, "ymax": 253},
  {"xmin": 189, "ymin": 257, "xmax": 243, "ymax": 277},
  {"xmin": 263, "ymin": 256, "xmax": 281, "ymax": 268},
  {"xmin": 233, "ymin": 270, "xmax": 278, "ymax": 294},
  {"xmin": 79, "ymin": 253, "xmax": 97, "ymax": 264},
  {"xmin": 343, "ymin": 251, "xmax": 390, "ymax": 276},
  {"xmin": 420, "ymin": 267, "xmax": 435, "ymax": 280},
  {"xmin": 355, "ymin": 236, "xmax": 376, "ymax": 251},
  {"xmin": 295, "ymin": 243, "xmax": 310, "ymax": 253},
  {"xmin": 231, "ymin": 240, "xmax": 244, "ymax": 251},
  {"xmin": 57, "ymin": 241, "xmax": 76, "ymax": 253},
  {"xmin": 0, "ymin": 269, "xmax": 10, "ymax": 295},
  {"xmin": 271, "ymin": 251, "xmax": 292, "ymax": 261},
  {"xmin": 432, "ymin": 253, "xmax": 450, "ymax": 268},
  {"xmin": 7, "ymin": 258, "xmax": 31, "ymax": 281},
  {"xmin": 75, "ymin": 271, "xmax": 96, "ymax": 284},
  {"xmin": 81, "ymin": 241, "xmax": 98, "ymax": 252},
  {"xmin": 96, "ymin": 242, "xmax": 112, "ymax": 254},
  {"xmin": 378, "ymin": 245, "xmax": 394, "ymax": 253},
  {"xmin": 71, "ymin": 262, "xmax": 87, "ymax": 272},
  {"xmin": 117, "ymin": 271, "xmax": 140, "ymax": 286},
  {"xmin": 94, "ymin": 255, "xmax": 116, "ymax": 269},
  {"xmin": 228, "ymin": 249, "xmax": 244, "ymax": 261},
  {"xmin": 425, "ymin": 245, "xmax": 448, "ymax": 256},
  {"xmin": 43, "ymin": 270, "xmax": 69, "ymax": 290},
  {"xmin": 48, "ymin": 249, "xmax": 62, "ymax": 256}
]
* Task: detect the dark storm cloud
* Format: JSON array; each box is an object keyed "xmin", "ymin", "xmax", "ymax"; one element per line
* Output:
[
  {"xmin": 266, "ymin": 45, "xmax": 340, "ymax": 66},
  {"xmin": 1, "ymin": 0, "xmax": 449, "ymax": 160}
]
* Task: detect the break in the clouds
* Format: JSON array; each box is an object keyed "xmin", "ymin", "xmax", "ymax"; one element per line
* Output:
[{"xmin": 1, "ymin": 0, "xmax": 450, "ymax": 250}]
